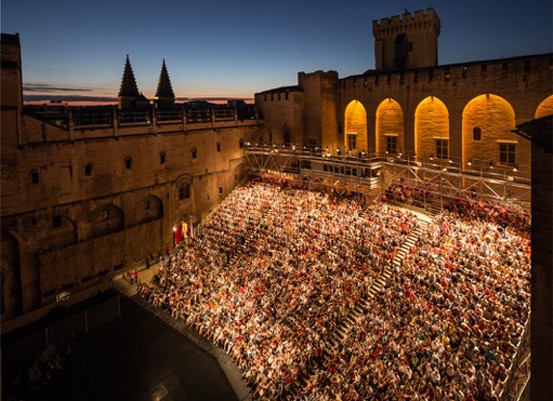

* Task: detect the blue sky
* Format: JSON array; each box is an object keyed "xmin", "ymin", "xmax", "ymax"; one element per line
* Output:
[{"xmin": 2, "ymin": 0, "xmax": 552, "ymax": 100}]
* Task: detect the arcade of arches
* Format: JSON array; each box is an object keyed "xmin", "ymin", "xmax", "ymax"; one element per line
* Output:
[{"xmin": 342, "ymin": 94, "xmax": 551, "ymax": 167}]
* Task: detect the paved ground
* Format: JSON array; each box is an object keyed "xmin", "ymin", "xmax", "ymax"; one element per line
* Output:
[{"xmin": 26, "ymin": 295, "xmax": 240, "ymax": 401}]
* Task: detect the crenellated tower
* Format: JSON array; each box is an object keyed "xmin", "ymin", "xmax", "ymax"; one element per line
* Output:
[
  {"xmin": 373, "ymin": 8, "xmax": 440, "ymax": 71},
  {"xmin": 154, "ymin": 59, "xmax": 175, "ymax": 110}
]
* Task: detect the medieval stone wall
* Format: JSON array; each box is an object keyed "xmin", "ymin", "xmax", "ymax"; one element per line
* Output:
[
  {"xmin": 372, "ymin": 8, "xmax": 440, "ymax": 70},
  {"xmin": 255, "ymin": 88, "xmax": 304, "ymax": 145},
  {"xmin": 299, "ymin": 71, "xmax": 339, "ymax": 149},
  {"xmin": 337, "ymin": 54, "xmax": 552, "ymax": 171},
  {"xmin": 1, "ymin": 44, "xmax": 261, "ymax": 326}
]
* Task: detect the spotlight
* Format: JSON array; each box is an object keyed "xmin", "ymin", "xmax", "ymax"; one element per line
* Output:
[
  {"xmin": 513, "ymin": 164, "xmax": 518, "ymax": 172},
  {"xmin": 488, "ymin": 162, "xmax": 494, "ymax": 169},
  {"xmin": 467, "ymin": 159, "xmax": 472, "ymax": 166},
  {"xmin": 448, "ymin": 159, "xmax": 453, "ymax": 164},
  {"xmin": 429, "ymin": 154, "xmax": 434, "ymax": 161}
]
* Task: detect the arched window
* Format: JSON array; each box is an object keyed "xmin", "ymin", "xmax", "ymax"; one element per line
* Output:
[
  {"xmin": 85, "ymin": 163, "xmax": 93, "ymax": 176},
  {"xmin": 216, "ymin": 142, "xmax": 221, "ymax": 152},
  {"xmin": 159, "ymin": 152, "xmax": 166, "ymax": 165},
  {"xmin": 191, "ymin": 148, "xmax": 198, "ymax": 159},
  {"xmin": 178, "ymin": 184, "xmax": 191, "ymax": 200},
  {"xmin": 124, "ymin": 157, "xmax": 132, "ymax": 169}
]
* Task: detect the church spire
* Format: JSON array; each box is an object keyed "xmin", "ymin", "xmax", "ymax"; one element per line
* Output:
[
  {"xmin": 154, "ymin": 59, "xmax": 175, "ymax": 109},
  {"xmin": 118, "ymin": 55, "xmax": 140, "ymax": 97}
]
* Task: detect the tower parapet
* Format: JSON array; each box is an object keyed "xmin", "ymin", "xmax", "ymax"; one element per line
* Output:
[{"xmin": 373, "ymin": 8, "xmax": 440, "ymax": 71}]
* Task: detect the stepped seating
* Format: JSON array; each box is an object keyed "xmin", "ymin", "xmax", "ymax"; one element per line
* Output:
[{"xmin": 286, "ymin": 218, "xmax": 430, "ymax": 399}]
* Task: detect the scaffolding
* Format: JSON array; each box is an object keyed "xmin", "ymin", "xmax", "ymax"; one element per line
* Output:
[{"xmin": 245, "ymin": 144, "xmax": 531, "ymax": 213}]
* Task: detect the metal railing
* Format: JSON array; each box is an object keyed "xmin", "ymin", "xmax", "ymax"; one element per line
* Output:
[{"xmin": 499, "ymin": 317, "xmax": 531, "ymax": 401}]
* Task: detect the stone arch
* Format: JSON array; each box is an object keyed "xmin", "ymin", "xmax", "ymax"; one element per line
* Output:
[
  {"xmin": 535, "ymin": 94, "xmax": 553, "ymax": 119},
  {"xmin": 139, "ymin": 195, "xmax": 164, "ymax": 224},
  {"xmin": 176, "ymin": 174, "xmax": 193, "ymax": 202},
  {"xmin": 376, "ymin": 98, "xmax": 404, "ymax": 155},
  {"xmin": 462, "ymin": 94, "xmax": 518, "ymax": 166},
  {"xmin": 415, "ymin": 96, "xmax": 449, "ymax": 159},
  {"xmin": 91, "ymin": 204, "xmax": 124, "ymax": 238},
  {"xmin": 45, "ymin": 214, "xmax": 78, "ymax": 253},
  {"xmin": 344, "ymin": 100, "xmax": 368, "ymax": 152},
  {"xmin": 1, "ymin": 232, "xmax": 22, "ymax": 318}
]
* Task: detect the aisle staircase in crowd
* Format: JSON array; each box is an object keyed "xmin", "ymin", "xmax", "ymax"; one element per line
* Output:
[{"xmin": 285, "ymin": 217, "xmax": 430, "ymax": 400}]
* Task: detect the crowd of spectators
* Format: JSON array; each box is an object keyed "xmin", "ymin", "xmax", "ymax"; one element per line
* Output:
[
  {"xmin": 444, "ymin": 198, "xmax": 530, "ymax": 234},
  {"xmin": 385, "ymin": 182, "xmax": 530, "ymax": 234},
  {"xmin": 385, "ymin": 183, "xmax": 427, "ymax": 208},
  {"xmin": 139, "ymin": 174, "xmax": 530, "ymax": 400},
  {"xmin": 302, "ymin": 209, "xmax": 530, "ymax": 401},
  {"xmin": 139, "ymin": 174, "xmax": 417, "ymax": 399}
]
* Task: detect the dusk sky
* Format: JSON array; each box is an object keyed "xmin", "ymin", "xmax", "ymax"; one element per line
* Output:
[{"xmin": 2, "ymin": 0, "xmax": 552, "ymax": 101}]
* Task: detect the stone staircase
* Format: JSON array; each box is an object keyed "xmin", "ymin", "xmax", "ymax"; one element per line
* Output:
[
  {"xmin": 425, "ymin": 197, "xmax": 443, "ymax": 217},
  {"xmin": 285, "ymin": 218, "xmax": 430, "ymax": 400}
]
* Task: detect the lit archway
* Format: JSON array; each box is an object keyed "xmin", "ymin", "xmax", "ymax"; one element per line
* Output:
[
  {"xmin": 344, "ymin": 100, "xmax": 367, "ymax": 152},
  {"xmin": 414, "ymin": 96, "xmax": 449, "ymax": 159},
  {"xmin": 376, "ymin": 98, "xmax": 404, "ymax": 155},
  {"xmin": 535, "ymin": 95, "xmax": 553, "ymax": 119},
  {"xmin": 462, "ymin": 94, "xmax": 520, "ymax": 166}
]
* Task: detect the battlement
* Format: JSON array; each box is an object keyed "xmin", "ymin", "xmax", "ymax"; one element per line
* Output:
[{"xmin": 373, "ymin": 8, "xmax": 440, "ymax": 36}]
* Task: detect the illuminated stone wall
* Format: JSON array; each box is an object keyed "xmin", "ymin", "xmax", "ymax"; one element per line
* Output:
[
  {"xmin": 1, "ymin": 36, "xmax": 261, "ymax": 325},
  {"xmin": 536, "ymin": 94, "xmax": 553, "ymax": 118},
  {"xmin": 461, "ymin": 94, "xmax": 528, "ymax": 167},
  {"xmin": 344, "ymin": 100, "xmax": 368, "ymax": 151},
  {"xmin": 299, "ymin": 71, "xmax": 339, "ymax": 149},
  {"xmin": 415, "ymin": 96, "xmax": 449, "ymax": 158},
  {"xmin": 335, "ymin": 55, "xmax": 551, "ymax": 163},
  {"xmin": 1, "ymin": 120, "xmax": 259, "ymax": 323},
  {"xmin": 376, "ymin": 98, "xmax": 404, "ymax": 154},
  {"xmin": 255, "ymin": 89, "xmax": 304, "ymax": 145},
  {"xmin": 257, "ymin": 71, "xmax": 339, "ymax": 149}
]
